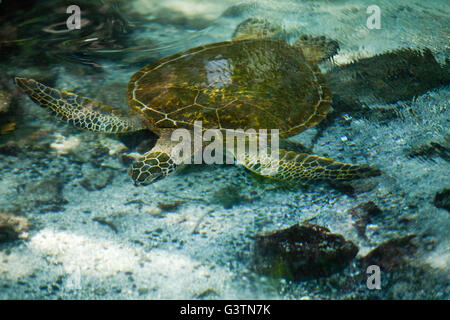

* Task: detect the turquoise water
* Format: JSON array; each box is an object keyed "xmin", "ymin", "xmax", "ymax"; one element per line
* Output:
[{"xmin": 0, "ymin": 0, "xmax": 448, "ymax": 299}]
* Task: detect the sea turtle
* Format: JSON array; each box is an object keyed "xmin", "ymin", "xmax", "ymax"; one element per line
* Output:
[
  {"xmin": 232, "ymin": 18, "xmax": 340, "ymax": 63},
  {"xmin": 15, "ymin": 19, "xmax": 380, "ymax": 186}
]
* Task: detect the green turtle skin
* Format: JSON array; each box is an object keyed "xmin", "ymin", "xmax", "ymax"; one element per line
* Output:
[
  {"xmin": 231, "ymin": 18, "xmax": 287, "ymax": 41},
  {"xmin": 15, "ymin": 78, "xmax": 144, "ymax": 133},
  {"xmin": 128, "ymin": 39, "xmax": 331, "ymax": 138},
  {"xmin": 230, "ymin": 18, "xmax": 340, "ymax": 63}
]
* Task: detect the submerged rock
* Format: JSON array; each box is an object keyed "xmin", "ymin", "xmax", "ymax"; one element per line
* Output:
[
  {"xmin": 0, "ymin": 71, "xmax": 21, "ymax": 135},
  {"xmin": 329, "ymin": 179, "xmax": 379, "ymax": 198},
  {"xmin": 158, "ymin": 201, "xmax": 185, "ymax": 212},
  {"xmin": 0, "ymin": 89, "xmax": 12, "ymax": 114},
  {"xmin": 23, "ymin": 178, "xmax": 67, "ymax": 206},
  {"xmin": 252, "ymin": 224, "xmax": 358, "ymax": 281},
  {"xmin": 406, "ymin": 140, "xmax": 450, "ymax": 162},
  {"xmin": 92, "ymin": 217, "xmax": 118, "ymax": 233},
  {"xmin": 79, "ymin": 168, "xmax": 116, "ymax": 191},
  {"xmin": 0, "ymin": 212, "xmax": 30, "ymax": 242},
  {"xmin": 50, "ymin": 135, "xmax": 81, "ymax": 156},
  {"xmin": 0, "ymin": 143, "xmax": 19, "ymax": 156},
  {"xmin": 348, "ymin": 201, "xmax": 382, "ymax": 238},
  {"xmin": 212, "ymin": 184, "xmax": 251, "ymax": 209},
  {"xmin": 362, "ymin": 235, "xmax": 418, "ymax": 271},
  {"xmin": 433, "ymin": 189, "xmax": 450, "ymax": 212}
]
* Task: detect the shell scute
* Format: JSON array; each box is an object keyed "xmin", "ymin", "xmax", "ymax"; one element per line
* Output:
[{"xmin": 127, "ymin": 39, "xmax": 332, "ymax": 137}]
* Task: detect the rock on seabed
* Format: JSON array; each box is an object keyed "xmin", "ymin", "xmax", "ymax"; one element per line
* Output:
[{"xmin": 252, "ymin": 224, "xmax": 358, "ymax": 281}]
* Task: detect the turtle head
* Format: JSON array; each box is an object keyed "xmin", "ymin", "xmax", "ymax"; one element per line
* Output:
[
  {"xmin": 294, "ymin": 34, "xmax": 340, "ymax": 63},
  {"xmin": 128, "ymin": 151, "xmax": 177, "ymax": 186}
]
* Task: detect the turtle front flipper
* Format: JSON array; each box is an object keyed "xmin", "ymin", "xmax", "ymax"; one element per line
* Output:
[
  {"xmin": 129, "ymin": 150, "xmax": 177, "ymax": 186},
  {"xmin": 15, "ymin": 78, "xmax": 145, "ymax": 133},
  {"xmin": 128, "ymin": 128, "xmax": 196, "ymax": 186},
  {"xmin": 240, "ymin": 149, "xmax": 381, "ymax": 182}
]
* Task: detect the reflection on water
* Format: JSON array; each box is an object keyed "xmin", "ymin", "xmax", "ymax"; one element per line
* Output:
[
  {"xmin": 0, "ymin": 0, "xmax": 243, "ymax": 73},
  {"xmin": 1, "ymin": 0, "xmax": 150, "ymax": 71},
  {"xmin": 2, "ymin": 0, "xmax": 449, "ymax": 72}
]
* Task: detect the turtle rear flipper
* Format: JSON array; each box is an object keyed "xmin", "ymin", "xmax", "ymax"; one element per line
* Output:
[
  {"xmin": 15, "ymin": 77, "xmax": 144, "ymax": 133},
  {"xmin": 241, "ymin": 149, "xmax": 381, "ymax": 182},
  {"xmin": 128, "ymin": 128, "xmax": 200, "ymax": 186}
]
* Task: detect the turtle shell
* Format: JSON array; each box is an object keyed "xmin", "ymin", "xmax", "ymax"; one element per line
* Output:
[{"xmin": 127, "ymin": 39, "xmax": 331, "ymax": 138}]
